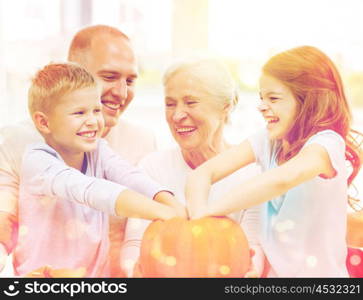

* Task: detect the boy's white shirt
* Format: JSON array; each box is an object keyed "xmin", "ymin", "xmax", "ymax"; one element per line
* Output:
[{"xmin": 0, "ymin": 118, "xmax": 157, "ymax": 276}]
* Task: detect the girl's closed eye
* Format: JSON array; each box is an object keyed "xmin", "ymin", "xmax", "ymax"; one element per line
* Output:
[
  {"xmin": 73, "ymin": 111, "xmax": 84, "ymax": 115},
  {"xmin": 269, "ymin": 96, "xmax": 280, "ymax": 102}
]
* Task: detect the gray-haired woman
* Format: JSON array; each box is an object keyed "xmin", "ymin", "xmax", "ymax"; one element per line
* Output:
[{"xmin": 121, "ymin": 59, "xmax": 264, "ymax": 277}]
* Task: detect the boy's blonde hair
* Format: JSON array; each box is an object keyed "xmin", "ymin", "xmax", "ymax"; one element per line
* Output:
[{"xmin": 28, "ymin": 62, "xmax": 97, "ymax": 116}]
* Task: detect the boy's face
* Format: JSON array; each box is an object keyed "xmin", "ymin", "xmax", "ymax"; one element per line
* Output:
[{"xmin": 46, "ymin": 86, "xmax": 104, "ymax": 157}]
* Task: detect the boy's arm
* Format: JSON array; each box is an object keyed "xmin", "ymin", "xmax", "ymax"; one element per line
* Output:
[
  {"xmin": 22, "ymin": 146, "xmax": 176, "ymax": 220},
  {"xmin": 115, "ymin": 189, "xmax": 176, "ymax": 220},
  {"xmin": 100, "ymin": 142, "xmax": 184, "ymax": 215},
  {"xmin": 153, "ymin": 191, "xmax": 187, "ymax": 218}
]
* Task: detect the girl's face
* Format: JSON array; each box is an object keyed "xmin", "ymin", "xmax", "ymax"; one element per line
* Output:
[{"xmin": 258, "ymin": 73, "xmax": 299, "ymax": 141}]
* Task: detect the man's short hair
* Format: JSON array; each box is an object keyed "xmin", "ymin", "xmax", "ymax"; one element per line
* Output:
[
  {"xmin": 28, "ymin": 62, "xmax": 97, "ymax": 116},
  {"xmin": 68, "ymin": 25, "xmax": 129, "ymax": 63}
]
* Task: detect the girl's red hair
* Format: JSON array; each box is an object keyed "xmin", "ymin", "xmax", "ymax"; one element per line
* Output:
[{"xmin": 263, "ymin": 46, "xmax": 361, "ymax": 185}]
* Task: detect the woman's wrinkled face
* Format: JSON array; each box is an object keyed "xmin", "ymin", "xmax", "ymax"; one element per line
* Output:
[{"xmin": 164, "ymin": 71, "xmax": 227, "ymax": 152}]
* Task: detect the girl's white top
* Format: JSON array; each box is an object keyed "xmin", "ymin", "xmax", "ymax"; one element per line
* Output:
[{"xmin": 248, "ymin": 129, "xmax": 348, "ymax": 277}]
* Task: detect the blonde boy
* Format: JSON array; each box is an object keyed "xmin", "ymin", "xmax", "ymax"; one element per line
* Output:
[{"xmin": 14, "ymin": 63, "xmax": 179, "ymax": 277}]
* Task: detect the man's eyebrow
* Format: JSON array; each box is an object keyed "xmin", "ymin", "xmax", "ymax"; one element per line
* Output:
[
  {"xmin": 97, "ymin": 70, "xmax": 138, "ymax": 78},
  {"xmin": 97, "ymin": 70, "xmax": 119, "ymax": 75}
]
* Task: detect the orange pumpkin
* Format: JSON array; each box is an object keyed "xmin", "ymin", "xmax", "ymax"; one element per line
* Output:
[{"xmin": 139, "ymin": 216, "xmax": 250, "ymax": 277}]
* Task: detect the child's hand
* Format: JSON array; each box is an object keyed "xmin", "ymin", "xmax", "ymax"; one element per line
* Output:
[
  {"xmin": 187, "ymin": 203, "xmax": 209, "ymax": 219},
  {"xmin": 25, "ymin": 265, "xmax": 86, "ymax": 278},
  {"xmin": 171, "ymin": 201, "xmax": 188, "ymax": 218},
  {"xmin": 154, "ymin": 191, "xmax": 187, "ymax": 218}
]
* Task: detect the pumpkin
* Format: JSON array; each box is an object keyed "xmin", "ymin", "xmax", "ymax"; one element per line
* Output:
[
  {"xmin": 347, "ymin": 211, "xmax": 363, "ymax": 248},
  {"xmin": 139, "ymin": 216, "xmax": 250, "ymax": 277}
]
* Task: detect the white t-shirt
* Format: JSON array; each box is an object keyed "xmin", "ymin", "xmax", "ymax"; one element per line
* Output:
[
  {"xmin": 248, "ymin": 129, "xmax": 349, "ymax": 277},
  {"xmin": 0, "ymin": 119, "xmax": 156, "ymax": 214},
  {"xmin": 121, "ymin": 147, "xmax": 262, "ymax": 277},
  {"xmin": 0, "ymin": 118, "xmax": 156, "ymax": 276}
]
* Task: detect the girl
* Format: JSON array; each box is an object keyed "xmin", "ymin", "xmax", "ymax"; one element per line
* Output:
[{"xmin": 185, "ymin": 46, "xmax": 361, "ymax": 277}]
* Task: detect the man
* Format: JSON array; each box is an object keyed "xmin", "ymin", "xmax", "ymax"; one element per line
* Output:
[{"xmin": 0, "ymin": 25, "xmax": 156, "ymax": 277}]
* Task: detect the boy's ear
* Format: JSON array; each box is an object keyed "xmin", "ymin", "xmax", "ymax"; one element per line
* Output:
[{"xmin": 33, "ymin": 111, "xmax": 51, "ymax": 135}]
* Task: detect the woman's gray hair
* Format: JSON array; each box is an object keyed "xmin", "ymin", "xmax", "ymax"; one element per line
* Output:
[{"xmin": 163, "ymin": 59, "xmax": 239, "ymax": 122}]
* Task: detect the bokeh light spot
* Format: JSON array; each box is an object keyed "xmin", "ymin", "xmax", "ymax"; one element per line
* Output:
[
  {"xmin": 19, "ymin": 225, "xmax": 28, "ymax": 236},
  {"xmin": 350, "ymin": 254, "xmax": 362, "ymax": 266},
  {"xmin": 219, "ymin": 265, "xmax": 230, "ymax": 275},
  {"xmin": 306, "ymin": 256, "xmax": 317, "ymax": 268},
  {"xmin": 165, "ymin": 256, "xmax": 177, "ymax": 266},
  {"xmin": 192, "ymin": 225, "xmax": 203, "ymax": 237}
]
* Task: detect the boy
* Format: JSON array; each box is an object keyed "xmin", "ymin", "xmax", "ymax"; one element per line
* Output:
[{"xmin": 13, "ymin": 63, "xmax": 180, "ymax": 277}]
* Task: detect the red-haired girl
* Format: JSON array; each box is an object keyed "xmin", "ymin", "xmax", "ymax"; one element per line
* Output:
[{"xmin": 185, "ymin": 46, "xmax": 361, "ymax": 277}]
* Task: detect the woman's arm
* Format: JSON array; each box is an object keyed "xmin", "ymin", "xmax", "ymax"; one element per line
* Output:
[
  {"xmin": 207, "ymin": 143, "xmax": 335, "ymax": 216},
  {"xmin": 185, "ymin": 139, "xmax": 256, "ymax": 218}
]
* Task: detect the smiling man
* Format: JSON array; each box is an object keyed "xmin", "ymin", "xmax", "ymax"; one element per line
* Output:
[
  {"xmin": 68, "ymin": 25, "xmax": 155, "ymax": 163},
  {"xmin": 0, "ymin": 25, "xmax": 156, "ymax": 277}
]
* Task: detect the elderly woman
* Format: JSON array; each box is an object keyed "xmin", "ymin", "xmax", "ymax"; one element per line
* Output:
[{"xmin": 121, "ymin": 59, "xmax": 263, "ymax": 277}]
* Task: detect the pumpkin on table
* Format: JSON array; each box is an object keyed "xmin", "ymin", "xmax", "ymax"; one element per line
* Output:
[{"xmin": 139, "ymin": 216, "xmax": 250, "ymax": 277}]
